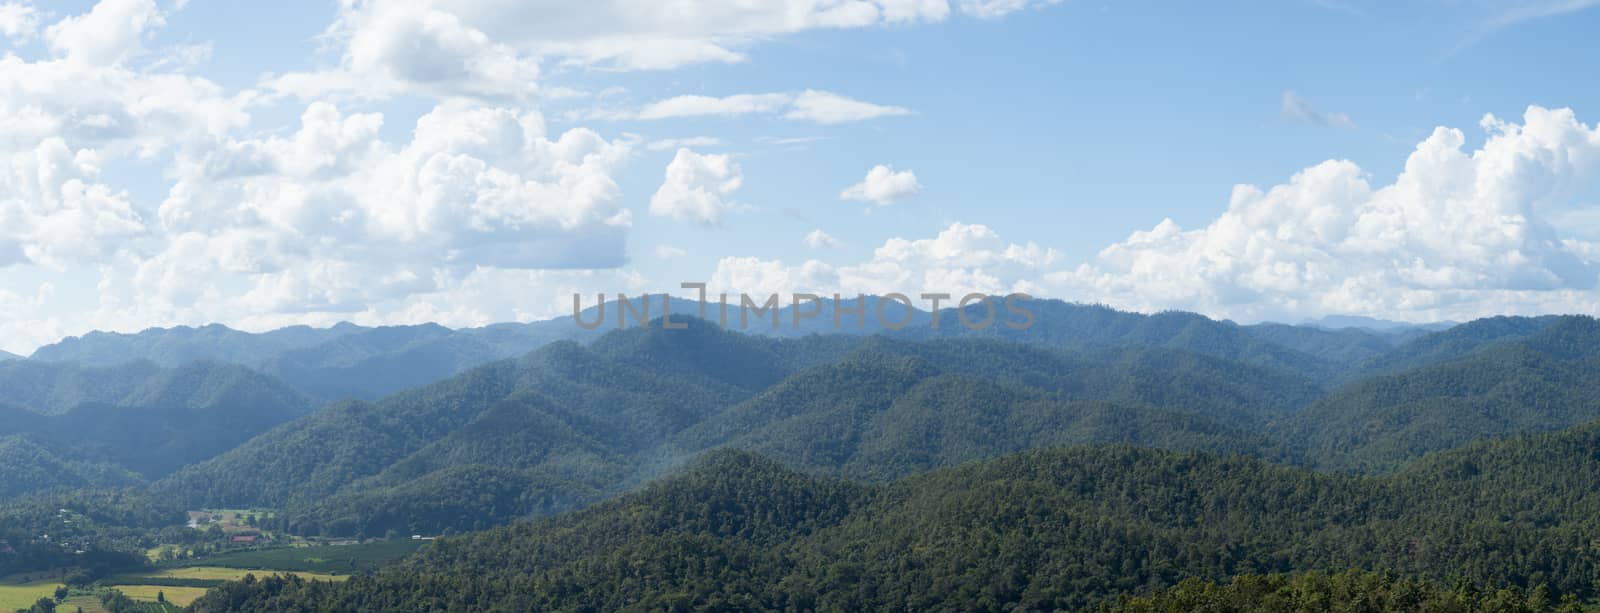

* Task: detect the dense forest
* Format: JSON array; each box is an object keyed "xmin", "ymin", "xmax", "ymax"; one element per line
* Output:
[
  {"xmin": 190, "ymin": 428, "xmax": 1600, "ymax": 611},
  {"xmin": 8, "ymin": 301, "xmax": 1600, "ymax": 610}
]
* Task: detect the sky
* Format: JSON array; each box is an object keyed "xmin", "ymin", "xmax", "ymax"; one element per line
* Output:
[{"xmin": 1, "ymin": 0, "xmax": 1599, "ymax": 354}]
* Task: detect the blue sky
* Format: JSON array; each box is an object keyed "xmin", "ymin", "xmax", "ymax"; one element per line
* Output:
[{"xmin": 1, "ymin": 0, "xmax": 1598, "ymax": 353}]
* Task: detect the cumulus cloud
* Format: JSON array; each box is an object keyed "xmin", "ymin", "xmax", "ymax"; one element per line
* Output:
[
  {"xmin": 44, "ymin": 0, "xmax": 164, "ymax": 66},
  {"xmin": 1059, "ymin": 105, "xmax": 1600, "ymax": 323},
  {"xmin": 841, "ymin": 165, "xmax": 922, "ymax": 205},
  {"xmin": 1281, "ymin": 90, "xmax": 1355, "ymax": 129},
  {"xmin": 803, "ymin": 229, "xmax": 841, "ymax": 249},
  {"xmin": 600, "ymin": 90, "xmax": 911, "ymax": 124},
  {"xmin": 0, "ymin": 1, "xmax": 39, "ymax": 42},
  {"xmin": 711, "ymin": 222, "xmax": 1059, "ymax": 297},
  {"xmin": 0, "ymin": 138, "xmax": 145, "ymax": 267},
  {"xmin": 160, "ymin": 100, "xmax": 635, "ymax": 275},
  {"xmin": 269, "ymin": 1, "xmax": 540, "ymax": 101},
  {"xmin": 705, "ymin": 106, "xmax": 1600, "ymax": 325},
  {"xmin": 649, "ymin": 149, "xmax": 744, "ymax": 226}
]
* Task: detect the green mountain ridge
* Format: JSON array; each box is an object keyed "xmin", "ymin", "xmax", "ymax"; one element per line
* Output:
[{"xmin": 193, "ymin": 421, "xmax": 1600, "ymax": 611}]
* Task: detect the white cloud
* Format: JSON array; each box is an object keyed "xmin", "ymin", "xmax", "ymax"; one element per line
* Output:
[
  {"xmin": 706, "ymin": 106, "xmax": 1600, "ymax": 325},
  {"xmin": 1281, "ymin": 90, "xmax": 1355, "ymax": 129},
  {"xmin": 958, "ymin": 0, "xmax": 1064, "ymax": 20},
  {"xmin": 160, "ymin": 100, "xmax": 635, "ymax": 274},
  {"xmin": 0, "ymin": 138, "xmax": 145, "ymax": 267},
  {"xmin": 636, "ymin": 93, "xmax": 792, "ymax": 119},
  {"xmin": 647, "ymin": 136, "xmax": 724, "ymax": 151},
  {"xmin": 321, "ymin": 0, "xmax": 952, "ymax": 73},
  {"xmin": 0, "ymin": 1, "xmax": 38, "ymax": 42},
  {"xmin": 712, "ymin": 222, "xmax": 1059, "ymax": 296},
  {"xmin": 649, "ymin": 148, "xmax": 743, "ymax": 226},
  {"xmin": 804, "ymin": 229, "xmax": 841, "ymax": 249},
  {"xmin": 600, "ymin": 90, "xmax": 911, "ymax": 124},
  {"xmin": 44, "ymin": 0, "xmax": 164, "ymax": 67},
  {"xmin": 269, "ymin": 1, "xmax": 540, "ymax": 102},
  {"xmin": 654, "ymin": 244, "xmax": 688, "ymax": 259},
  {"xmin": 841, "ymin": 164, "xmax": 922, "ymax": 205},
  {"xmin": 784, "ymin": 90, "xmax": 913, "ymax": 124},
  {"xmin": 0, "ymin": 1, "xmax": 247, "ymax": 269},
  {"xmin": 1059, "ymin": 105, "xmax": 1600, "ymax": 323}
]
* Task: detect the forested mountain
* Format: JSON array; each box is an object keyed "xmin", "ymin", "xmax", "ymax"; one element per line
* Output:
[
  {"xmin": 191, "ymin": 422, "xmax": 1600, "ymax": 612},
  {"xmin": 0, "ymin": 362, "xmax": 314, "ymax": 492},
  {"xmin": 0, "ymin": 435, "xmax": 139, "ymax": 498},
  {"xmin": 901, "ymin": 301, "xmax": 1376, "ymax": 381},
  {"xmin": 155, "ymin": 319, "xmax": 1322, "ymax": 537},
  {"xmin": 1286, "ymin": 315, "xmax": 1600, "ymax": 472},
  {"xmin": 17, "ymin": 297, "xmax": 1435, "ymax": 405},
  {"xmin": 152, "ymin": 320, "xmax": 814, "ymax": 531},
  {"xmin": 1104, "ymin": 570, "xmax": 1577, "ymax": 612},
  {"xmin": 29, "ymin": 323, "xmax": 362, "ymax": 366},
  {"xmin": 0, "ymin": 359, "xmax": 165, "ymax": 416},
  {"xmin": 1342, "ymin": 315, "xmax": 1562, "ymax": 379},
  {"xmin": 27, "ymin": 320, "xmax": 603, "ymax": 402}
]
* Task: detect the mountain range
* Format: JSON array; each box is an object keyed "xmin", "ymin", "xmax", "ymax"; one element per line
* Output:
[{"xmin": 7, "ymin": 299, "xmax": 1600, "ymax": 609}]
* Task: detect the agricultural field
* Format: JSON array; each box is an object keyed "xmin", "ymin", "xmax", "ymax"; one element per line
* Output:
[
  {"xmin": 112, "ymin": 585, "xmax": 207, "ymax": 608},
  {"xmin": 0, "ymin": 577, "xmax": 61, "ymax": 611},
  {"xmin": 136, "ymin": 567, "xmax": 346, "ymax": 583},
  {"xmin": 186, "ymin": 509, "xmax": 276, "ymax": 536},
  {"xmin": 164, "ymin": 539, "xmax": 426, "ymax": 574},
  {"xmin": 58, "ymin": 592, "xmax": 181, "ymax": 613}
]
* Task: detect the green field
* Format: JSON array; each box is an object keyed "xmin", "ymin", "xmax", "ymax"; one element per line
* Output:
[
  {"xmin": 0, "ymin": 579, "xmax": 62, "ymax": 612},
  {"xmin": 59, "ymin": 594, "xmax": 112, "ymax": 613},
  {"xmin": 113, "ymin": 585, "xmax": 208, "ymax": 608},
  {"xmin": 107, "ymin": 566, "xmax": 349, "ymax": 591},
  {"xmin": 60, "ymin": 593, "xmax": 182, "ymax": 613},
  {"xmin": 165, "ymin": 539, "xmax": 427, "ymax": 574}
]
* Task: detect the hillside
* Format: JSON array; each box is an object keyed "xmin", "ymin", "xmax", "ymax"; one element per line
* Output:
[
  {"xmin": 157, "ymin": 320, "xmax": 1304, "ymax": 537},
  {"xmin": 1286, "ymin": 316, "xmax": 1600, "ymax": 472},
  {"xmin": 0, "ymin": 435, "xmax": 140, "ymax": 497},
  {"xmin": 1343, "ymin": 315, "xmax": 1563, "ymax": 380},
  {"xmin": 21, "ymin": 298, "xmax": 1416, "ymax": 403},
  {"xmin": 191, "ymin": 425, "xmax": 1600, "ymax": 611},
  {"xmin": 0, "ymin": 360, "xmax": 165, "ymax": 416},
  {"xmin": 0, "ymin": 362, "xmax": 315, "ymax": 490}
]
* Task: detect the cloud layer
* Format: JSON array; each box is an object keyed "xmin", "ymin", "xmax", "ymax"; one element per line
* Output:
[{"xmin": 703, "ymin": 106, "xmax": 1600, "ymax": 325}]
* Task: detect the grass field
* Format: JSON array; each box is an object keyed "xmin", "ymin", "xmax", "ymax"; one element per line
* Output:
[
  {"xmin": 0, "ymin": 579, "xmax": 62, "ymax": 611},
  {"xmin": 107, "ymin": 566, "xmax": 348, "ymax": 588},
  {"xmin": 167, "ymin": 539, "xmax": 426, "ymax": 574},
  {"xmin": 140, "ymin": 566, "xmax": 347, "ymax": 582},
  {"xmin": 60, "ymin": 594, "xmax": 112, "ymax": 613},
  {"xmin": 113, "ymin": 585, "xmax": 207, "ymax": 608}
]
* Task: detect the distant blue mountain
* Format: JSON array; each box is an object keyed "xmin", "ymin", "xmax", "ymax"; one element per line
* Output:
[{"xmin": 1301, "ymin": 314, "xmax": 1456, "ymax": 332}]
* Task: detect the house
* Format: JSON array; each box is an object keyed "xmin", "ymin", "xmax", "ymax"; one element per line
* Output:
[{"xmin": 230, "ymin": 535, "xmax": 258, "ymax": 544}]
